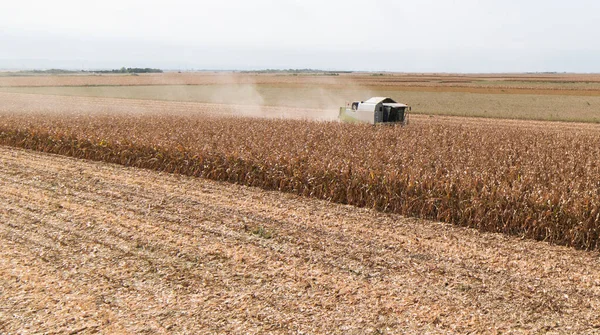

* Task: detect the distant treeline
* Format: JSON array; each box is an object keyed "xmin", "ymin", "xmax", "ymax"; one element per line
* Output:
[
  {"xmin": 240, "ymin": 69, "xmax": 353, "ymax": 75},
  {"xmin": 93, "ymin": 67, "xmax": 163, "ymax": 74},
  {"xmin": 19, "ymin": 69, "xmax": 80, "ymax": 74}
]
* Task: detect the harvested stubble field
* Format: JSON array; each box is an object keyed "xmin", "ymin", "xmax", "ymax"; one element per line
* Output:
[
  {"xmin": 0, "ymin": 91, "xmax": 333, "ymax": 121},
  {"xmin": 2, "ymin": 146, "xmax": 600, "ymax": 334},
  {"xmin": 3, "ymin": 85, "xmax": 600, "ymax": 122},
  {"xmin": 3, "ymin": 72, "xmax": 600, "ymax": 122}
]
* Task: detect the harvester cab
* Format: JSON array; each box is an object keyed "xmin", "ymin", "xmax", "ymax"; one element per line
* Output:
[{"xmin": 339, "ymin": 97, "xmax": 410, "ymax": 125}]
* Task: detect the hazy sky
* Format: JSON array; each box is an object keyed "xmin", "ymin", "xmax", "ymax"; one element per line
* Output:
[{"xmin": 2, "ymin": 0, "xmax": 600, "ymax": 72}]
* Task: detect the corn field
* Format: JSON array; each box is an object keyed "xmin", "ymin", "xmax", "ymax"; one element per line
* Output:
[{"xmin": 1, "ymin": 113, "xmax": 599, "ymax": 249}]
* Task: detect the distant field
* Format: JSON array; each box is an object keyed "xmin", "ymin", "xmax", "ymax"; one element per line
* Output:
[
  {"xmin": 3, "ymin": 72, "xmax": 600, "ymax": 90},
  {"xmin": 2, "ymin": 84, "xmax": 600, "ymax": 122}
]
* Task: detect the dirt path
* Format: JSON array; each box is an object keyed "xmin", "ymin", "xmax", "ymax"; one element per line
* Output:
[{"xmin": 1, "ymin": 146, "xmax": 600, "ymax": 334}]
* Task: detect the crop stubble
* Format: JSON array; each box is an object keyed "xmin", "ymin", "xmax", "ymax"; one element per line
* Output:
[
  {"xmin": 1, "ymin": 146, "xmax": 600, "ymax": 334},
  {"xmin": 4, "ymin": 72, "xmax": 600, "ymax": 122}
]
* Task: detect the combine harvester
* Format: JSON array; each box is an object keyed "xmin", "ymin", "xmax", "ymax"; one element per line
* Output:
[{"xmin": 339, "ymin": 97, "xmax": 410, "ymax": 125}]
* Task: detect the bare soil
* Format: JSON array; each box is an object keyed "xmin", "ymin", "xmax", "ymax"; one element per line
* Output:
[{"xmin": 2, "ymin": 146, "xmax": 600, "ymax": 334}]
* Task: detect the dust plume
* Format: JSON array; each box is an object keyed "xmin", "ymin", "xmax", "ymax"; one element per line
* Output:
[{"xmin": 0, "ymin": 72, "xmax": 388, "ymax": 122}]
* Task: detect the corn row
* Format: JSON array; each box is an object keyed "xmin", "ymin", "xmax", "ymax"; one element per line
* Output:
[{"xmin": 1, "ymin": 113, "xmax": 599, "ymax": 249}]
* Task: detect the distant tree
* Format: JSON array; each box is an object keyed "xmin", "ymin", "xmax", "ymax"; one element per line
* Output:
[{"xmin": 93, "ymin": 67, "xmax": 163, "ymax": 74}]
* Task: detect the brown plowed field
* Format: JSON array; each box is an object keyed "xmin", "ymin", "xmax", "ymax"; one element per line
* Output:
[
  {"xmin": 3, "ymin": 72, "xmax": 600, "ymax": 95},
  {"xmin": 2, "ymin": 147, "xmax": 600, "ymax": 334}
]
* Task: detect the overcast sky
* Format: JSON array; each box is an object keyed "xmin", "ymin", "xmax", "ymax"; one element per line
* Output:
[{"xmin": 2, "ymin": 0, "xmax": 600, "ymax": 72}]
